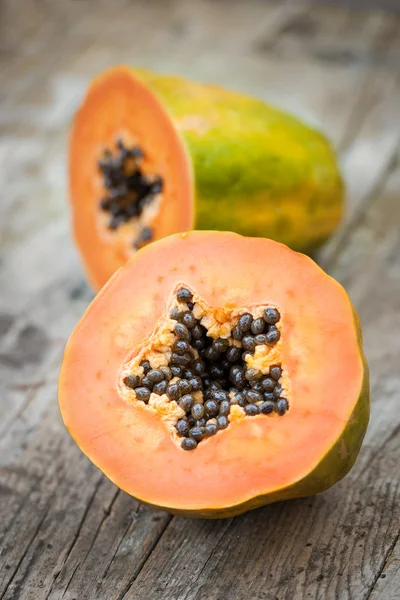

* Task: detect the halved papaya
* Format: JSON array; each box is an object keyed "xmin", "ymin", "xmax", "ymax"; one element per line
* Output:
[
  {"xmin": 69, "ymin": 66, "xmax": 344, "ymax": 290},
  {"xmin": 59, "ymin": 232, "xmax": 369, "ymax": 518}
]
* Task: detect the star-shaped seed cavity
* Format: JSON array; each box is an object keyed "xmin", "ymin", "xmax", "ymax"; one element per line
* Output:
[{"xmin": 119, "ymin": 285, "xmax": 289, "ymax": 450}]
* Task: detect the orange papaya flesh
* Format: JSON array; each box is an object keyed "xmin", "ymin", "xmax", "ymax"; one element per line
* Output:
[
  {"xmin": 59, "ymin": 232, "xmax": 369, "ymax": 518},
  {"xmin": 70, "ymin": 68, "xmax": 193, "ymax": 290},
  {"xmin": 69, "ymin": 66, "xmax": 344, "ymax": 291}
]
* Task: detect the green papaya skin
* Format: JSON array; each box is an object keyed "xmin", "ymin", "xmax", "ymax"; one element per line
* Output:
[{"xmin": 135, "ymin": 68, "xmax": 344, "ymax": 253}]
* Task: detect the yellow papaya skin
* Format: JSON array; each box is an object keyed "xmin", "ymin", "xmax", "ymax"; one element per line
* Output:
[{"xmin": 135, "ymin": 68, "xmax": 344, "ymax": 253}]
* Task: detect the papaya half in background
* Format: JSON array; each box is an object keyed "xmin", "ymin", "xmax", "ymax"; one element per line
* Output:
[{"xmin": 69, "ymin": 66, "xmax": 344, "ymax": 290}]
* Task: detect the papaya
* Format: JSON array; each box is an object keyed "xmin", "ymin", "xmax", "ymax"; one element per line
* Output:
[
  {"xmin": 69, "ymin": 66, "xmax": 344, "ymax": 290},
  {"xmin": 59, "ymin": 231, "xmax": 369, "ymax": 518}
]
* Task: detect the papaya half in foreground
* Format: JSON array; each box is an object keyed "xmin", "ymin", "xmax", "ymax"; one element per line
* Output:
[
  {"xmin": 59, "ymin": 232, "xmax": 369, "ymax": 518},
  {"xmin": 69, "ymin": 66, "xmax": 344, "ymax": 290}
]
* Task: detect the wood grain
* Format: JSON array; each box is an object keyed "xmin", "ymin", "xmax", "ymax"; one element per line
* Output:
[
  {"xmin": 370, "ymin": 537, "xmax": 400, "ymax": 600},
  {"xmin": 0, "ymin": 1, "xmax": 399, "ymax": 599}
]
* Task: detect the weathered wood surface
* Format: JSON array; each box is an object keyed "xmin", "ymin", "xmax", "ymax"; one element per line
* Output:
[{"xmin": 0, "ymin": 1, "xmax": 399, "ymax": 599}]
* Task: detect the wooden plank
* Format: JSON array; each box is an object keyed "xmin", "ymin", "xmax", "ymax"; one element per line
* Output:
[
  {"xmin": 318, "ymin": 73, "xmax": 400, "ymax": 267},
  {"xmin": 0, "ymin": 0, "xmax": 96, "ymax": 94},
  {"xmin": 255, "ymin": 3, "xmax": 400, "ymax": 70},
  {"xmin": 1, "ymin": 1, "xmax": 399, "ymax": 599}
]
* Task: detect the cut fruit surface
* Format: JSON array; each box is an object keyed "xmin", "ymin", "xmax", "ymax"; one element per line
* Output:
[
  {"xmin": 70, "ymin": 67, "xmax": 192, "ymax": 290},
  {"xmin": 69, "ymin": 66, "xmax": 344, "ymax": 290},
  {"xmin": 59, "ymin": 232, "xmax": 369, "ymax": 517},
  {"xmin": 119, "ymin": 285, "xmax": 288, "ymax": 451}
]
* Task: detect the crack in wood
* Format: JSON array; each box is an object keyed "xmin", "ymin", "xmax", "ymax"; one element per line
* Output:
[
  {"xmin": 356, "ymin": 424, "xmax": 400, "ymax": 483},
  {"xmin": 117, "ymin": 515, "xmax": 174, "ymax": 600},
  {"xmin": 51, "ymin": 487, "xmax": 121, "ymax": 599},
  {"xmin": 367, "ymin": 527, "xmax": 400, "ymax": 599},
  {"xmin": 98, "ymin": 502, "xmax": 136, "ymax": 583},
  {"xmin": 321, "ymin": 149, "xmax": 399, "ymax": 273},
  {"xmin": 183, "ymin": 519, "xmax": 234, "ymax": 600},
  {"xmin": 0, "ymin": 435, "xmax": 64, "ymax": 553},
  {"xmin": 44, "ymin": 475, "xmax": 104, "ymax": 599},
  {"xmin": 337, "ymin": 24, "xmax": 400, "ymax": 155},
  {"xmin": 0, "ymin": 344, "xmax": 64, "ymax": 445},
  {"xmin": 0, "ymin": 384, "xmax": 46, "ymax": 441},
  {"xmin": 72, "ymin": 488, "xmax": 121, "ymax": 577},
  {"xmin": 0, "ymin": 504, "xmax": 49, "ymax": 600},
  {"xmin": 60, "ymin": 562, "xmax": 80, "ymax": 600}
]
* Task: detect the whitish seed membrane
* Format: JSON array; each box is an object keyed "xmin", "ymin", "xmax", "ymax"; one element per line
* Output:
[
  {"xmin": 118, "ymin": 285, "xmax": 290, "ymax": 450},
  {"xmin": 98, "ymin": 137, "xmax": 163, "ymax": 250}
]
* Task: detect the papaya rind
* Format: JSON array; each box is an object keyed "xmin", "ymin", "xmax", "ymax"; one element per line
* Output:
[{"xmin": 134, "ymin": 67, "xmax": 344, "ymax": 253}]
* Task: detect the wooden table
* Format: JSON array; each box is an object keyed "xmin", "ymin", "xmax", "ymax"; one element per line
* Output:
[{"xmin": 1, "ymin": 1, "xmax": 399, "ymax": 598}]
